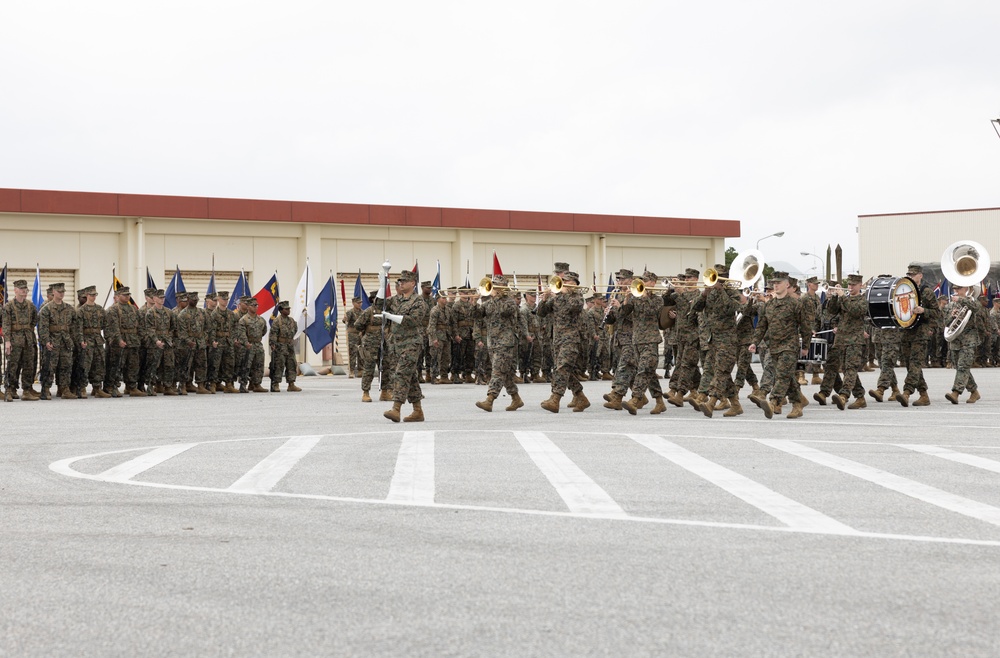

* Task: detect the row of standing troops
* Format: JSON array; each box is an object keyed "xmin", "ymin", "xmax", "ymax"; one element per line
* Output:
[{"xmin": 2, "ymin": 280, "xmax": 303, "ymax": 401}]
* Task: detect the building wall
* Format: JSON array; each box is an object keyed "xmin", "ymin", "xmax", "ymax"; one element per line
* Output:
[
  {"xmin": 859, "ymin": 208, "xmax": 1000, "ymax": 279},
  {"xmin": 1, "ymin": 188, "xmax": 739, "ymax": 366}
]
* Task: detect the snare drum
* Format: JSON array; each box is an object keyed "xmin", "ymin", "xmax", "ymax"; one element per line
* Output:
[
  {"xmin": 866, "ymin": 276, "xmax": 922, "ymax": 329},
  {"xmin": 806, "ymin": 337, "xmax": 828, "ymax": 364}
]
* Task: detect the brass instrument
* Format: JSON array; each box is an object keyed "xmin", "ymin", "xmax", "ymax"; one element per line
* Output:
[
  {"xmin": 701, "ymin": 250, "xmax": 766, "ymax": 289},
  {"xmin": 548, "ymin": 275, "xmax": 590, "ymax": 294},
  {"xmin": 476, "ymin": 276, "xmax": 540, "ymax": 296},
  {"xmin": 629, "ymin": 278, "xmax": 673, "ymax": 297},
  {"xmin": 940, "ymin": 240, "xmax": 990, "ymax": 341}
]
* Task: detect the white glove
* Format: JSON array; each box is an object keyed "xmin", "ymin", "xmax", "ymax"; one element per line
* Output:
[{"xmin": 379, "ymin": 312, "xmax": 403, "ymax": 325}]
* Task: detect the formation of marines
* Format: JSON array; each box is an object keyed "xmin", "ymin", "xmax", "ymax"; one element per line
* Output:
[
  {"xmin": 344, "ymin": 260, "xmax": 998, "ymax": 423},
  {"xmin": 2, "ymin": 279, "xmax": 302, "ymax": 401}
]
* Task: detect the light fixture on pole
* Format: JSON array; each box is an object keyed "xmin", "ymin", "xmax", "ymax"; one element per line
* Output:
[
  {"xmin": 756, "ymin": 231, "xmax": 784, "ymax": 251},
  {"xmin": 993, "ymin": 117, "xmax": 1000, "ymax": 141},
  {"xmin": 800, "ymin": 251, "xmax": 822, "ymax": 273}
]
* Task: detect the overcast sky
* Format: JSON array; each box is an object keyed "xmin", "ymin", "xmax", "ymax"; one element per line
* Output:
[{"xmin": 3, "ymin": 1, "xmax": 999, "ymax": 276}]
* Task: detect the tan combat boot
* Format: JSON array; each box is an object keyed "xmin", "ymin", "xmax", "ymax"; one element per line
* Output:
[
  {"xmin": 848, "ymin": 396, "xmax": 867, "ymax": 409},
  {"xmin": 913, "ymin": 390, "xmax": 931, "ymax": 406},
  {"xmin": 567, "ymin": 394, "xmax": 579, "ymax": 409},
  {"xmin": 667, "ymin": 390, "xmax": 685, "ymax": 407},
  {"xmin": 361, "ymin": 390, "xmax": 372, "ymax": 403},
  {"xmin": 650, "ymin": 396, "xmax": 667, "ymax": 415},
  {"xmin": 379, "ymin": 389, "xmax": 392, "ymax": 402},
  {"xmin": 758, "ymin": 396, "xmax": 773, "ymax": 419},
  {"xmin": 621, "ymin": 396, "xmax": 639, "ymax": 416},
  {"xmin": 195, "ymin": 384, "xmax": 210, "ymax": 394},
  {"xmin": 603, "ymin": 392, "xmax": 623, "ymax": 410},
  {"xmin": 476, "ymin": 394, "xmax": 496, "ymax": 412},
  {"xmin": 831, "ymin": 393, "xmax": 846, "ymax": 410},
  {"xmin": 702, "ymin": 396, "xmax": 718, "ymax": 418},
  {"xmin": 796, "ymin": 371, "xmax": 807, "ymax": 386},
  {"xmin": 572, "ymin": 392, "xmax": 590, "ymax": 412},
  {"xmin": 945, "ymin": 391, "xmax": 960, "ymax": 404},
  {"xmin": 713, "ymin": 397, "xmax": 730, "ymax": 411},
  {"xmin": 813, "ymin": 391, "xmax": 827, "ymax": 405},
  {"xmin": 723, "ymin": 396, "xmax": 744, "ymax": 417},
  {"xmin": 164, "ymin": 386, "xmax": 178, "ymax": 396},
  {"xmin": 967, "ymin": 390, "xmax": 981, "ymax": 404},
  {"xmin": 634, "ymin": 393, "xmax": 650, "ymax": 409},
  {"xmin": 287, "ymin": 383, "xmax": 301, "ymax": 392},
  {"xmin": 786, "ymin": 402, "xmax": 804, "ymax": 419},
  {"xmin": 505, "ymin": 394, "xmax": 525, "ymax": 411},
  {"xmin": 810, "ymin": 374, "xmax": 822, "ymax": 385},
  {"xmin": 78, "ymin": 388, "xmax": 89, "ymax": 399},
  {"xmin": 770, "ymin": 399, "xmax": 782, "ymax": 417},
  {"xmin": 403, "ymin": 401, "xmax": 424, "ymax": 422},
  {"xmin": 869, "ymin": 387, "xmax": 885, "ymax": 402},
  {"xmin": 799, "ymin": 392, "xmax": 809, "ymax": 407},
  {"xmin": 540, "ymin": 394, "xmax": 561, "ymax": 413},
  {"xmin": 252, "ymin": 384, "xmax": 268, "ymax": 393},
  {"xmin": 895, "ymin": 390, "xmax": 910, "ymax": 407},
  {"xmin": 128, "ymin": 387, "xmax": 147, "ymax": 397},
  {"xmin": 384, "ymin": 401, "xmax": 402, "ymax": 422},
  {"xmin": 61, "ymin": 388, "xmax": 78, "ymax": 400}
]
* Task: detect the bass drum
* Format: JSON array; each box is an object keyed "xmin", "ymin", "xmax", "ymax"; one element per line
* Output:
[{"xmin": 866, "ymin": 276, "xmax": 922, "ymax": 329}]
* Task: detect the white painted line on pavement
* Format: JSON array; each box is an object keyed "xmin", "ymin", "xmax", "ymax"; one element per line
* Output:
[
  {"xmin": 897, "ymin": 444, "xmax": 1000, "ymax": 475},
  {"xmin": 227, "ymin": 435, "xmax": 323, "ymax": 493},
  {"xmin": 96, "ymin": 444, "xmax": 197, "ymax": 482},
  {"xmin": 513, "ymin": 431, "xmax": 627, "ymax": 517},
  {"xmin": 627, "ymin": 434, "xmax": 856, "ymax": 534},
  {"xmin": 386, "ymin": 431, "xmax": 435, "ymax": 504},
  {"xmin": 760, "ymin": 439, "xmax": 1000, "ymax": 527}
]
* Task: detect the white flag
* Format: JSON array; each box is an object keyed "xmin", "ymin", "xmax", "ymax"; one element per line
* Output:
[{"xmin": 290, "ymin": 260, "xmax": 314, "ymax": 337}]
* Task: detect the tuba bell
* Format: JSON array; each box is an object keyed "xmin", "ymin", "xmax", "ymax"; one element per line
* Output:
[{"xmin": 941, "ymin": 239, "xmax": 991, "ymax": 288}]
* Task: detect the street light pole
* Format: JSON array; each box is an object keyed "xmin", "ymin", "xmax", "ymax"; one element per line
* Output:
[
  {"xmin": 800, "ymin": 251, "xmax": 822, "ymax": 274},
  {"xmin": 756, "ymin": 231, "xmax": 785, "ymax": 251}
]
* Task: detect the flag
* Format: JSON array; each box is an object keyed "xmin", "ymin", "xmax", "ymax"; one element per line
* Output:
[
  {"xmin": 107, "ymin": 271, "xmax": 138, "ymax": 308},
  {"xmin": 31, "ymin": 264, "xmax": 43, "ymax": 309},
  {"xmin": 413, "ymin": 260, "xmax": 419, "ymax": 284},
  {"xmin": 431, "ymin": 261, "xmax": 441, "ymax": 298},
  {"xmin": 146, "ymin": 267, "xmax": 157, "ymax": 291},
  {"xmin": 340, "ymin": 279, "xmax": 347, "ymax": 307},
  {"xmin": 354, "ymin": 270, "xmax": 370, "ymax": 310},
  {"xmin": 305, "ymin": 276, "xmax": 337, "ymax": 353},
  {"xmin": 164, "ymin": 266, "xmax": 186, "ymax": 309},
  {"xmin": 205, "ymin": 272, "xmax": 216, "ymax": 308},
  {"xmin": 290, "ymin": 260, "xmax": 314, "ymax": 337},
  {"xmin": 939, "ymin": 278, "xmax": 950, "ymax": 300},
  {"xmin": 0, "ymin": 262, "xmax": 7, "ymax": 306},
  {"xmin": 493, "ymin": 251, "xmax": 503, "ymax": 276},
  {"xmin": 605, "ymin": 273, "xmax": 614, "ymax": 301},
  {"xmin": 465, "ymin": 260, "xmax": 470, "ymax": 289},
  {"xmin": 228, "ymin": 269, "xmax": 248, "ymax": 311},
  {"xmin": 512, "ymin": 271, "xmax": 518, "ymax": 291},
  {"xmin": 254, "ymin": 272, "xmax": 279, "ymax": 316}
]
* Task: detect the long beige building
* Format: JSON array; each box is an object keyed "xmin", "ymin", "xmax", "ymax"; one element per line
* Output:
[
  {"xmin": 1, "ymin": 187, "xmax": 741, "ymax": 365},
  {"xmin": 859, "ymin": 207, "xmax": 1000, "ymax": 282}
]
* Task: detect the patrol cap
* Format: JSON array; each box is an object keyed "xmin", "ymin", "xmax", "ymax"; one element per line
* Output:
[
  {"xmin": 492, "ymin": 274, "xmax": 509, "ymax": 285},
  {"xmin": 641, "ymin": 270, "xmax": 658, "ymax": 281},
  {"xmin": 684, "ymin": 268, "xmax": 700, "ymax": 278},
  {"xmin": 616, "ymin": 268, "xmax": 634, "ymax": 279},
  {"xmin": 13, "ymin": 279, "xmax": 28, "ymax": 289},
  {"xmin": 398, "ymin": 270, "xmax": 418, "ymax": 283},
  {"xmin": 76, "ymin": 288, "xmax": 85, "ymax": 297},
  {"xmin": 554, "ymin": 262, "xmax": 570, "ymax": 273},
  {"xmin": 205, "ymin": 292, "xmax": 217, "ymax": 300},
  {"xmin": 52, "ymin": 283, "xmax": 65, "ymax": 292},
  {"xmin": 217, "ymin": 290, "xmax": 229, "ymax": 299},
  {"xmin": 787, "ymin": 276, "xmax": 798, "ymax": 288},
  {"xmin": 177, "ymin": 292, "xmax": 188, "ymax": 301},
  {"xmin": 277, "ymin": 300, "xmax": 290, "ymax": 310},
  {"xmin": 847, "ymin": 273, "xmax": 863, "ymax": 284},
  {"xmin": 420, "ymin": 280, "xmax": 432, "ymax": 288},
  {"xmin": 906, "ymin": 263, "xmax": 923, "ymax": 275},
  {"xmin": 187, "ymin": 291, "xmax": 199, "ymax": 301},
  {"xmin": 525, "ymin": 289, "xmax": 537, "ymax": 297},
  {"xmin": 351, "ymin": 296, "xmax": 361, "ymax": 303},
  {"xmin": 85, "ymin": 285, "xmax": 98, "ymax": 295},
  {"xmin": 247, "ymin": 298, "xmax": 259, "ymax": 306},
  {"xmin": 770, "ymin": 273, "xmax": 790, "ymax": 284},
  {"xmin": 154, "ymin": 289, "xmax": 165, "ymax": 298},
  {"xmin": 144, "ymin": 287, "xmax": 157, "ymax": 297},
  {"xmin": 563, "ymin": 271, "xmax": 580, "ymax": 283},
  {"xmin": 46, "ymin": 284, "xmax": 54, "ymax": 293},
  {"xmin": 118, "ymin": 286, "xmax": 131, "ymax": 295},
  {"xmin": 239, "ymin": 295, "xmax": 253, "ymax": 304},
  {"xmin": 805, "ymin": 276, "xmax": 818, "ymax": 285},
  {"xmin": 714, "ymin": 267, "xmax": 729, "ymax": 278}
]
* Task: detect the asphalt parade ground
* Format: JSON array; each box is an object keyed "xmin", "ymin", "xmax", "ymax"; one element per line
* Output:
[{"xmin": 4, "ymin": 367, "xmax": 1000, "ymax": 656}]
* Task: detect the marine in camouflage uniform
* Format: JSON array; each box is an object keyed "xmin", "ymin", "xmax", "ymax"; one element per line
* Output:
[
  {"xmin": 750, "ymin": 274, "xmax": 812, "ymax": 419},
  {"xmin": 537, "ymin": 270, "xmax": 588, "ymax": 412},
  {"xmin": 895, "ymin": 264, "xmax": 941, "ymax": 407},
  {"xmin": 105, "ymin": 287, "xmax": 145, "ymax": 397},
  {"xmin": 667, "ymin": 269, "xmax": 703, "ymax": 403},
  {"xmin": 733, "ymin": 293, "xmax": 759, "ymax": 394},
  {"xmin": 236, "ymin": 298, "xmax": 268, "ymax": 392},
  {"xmin": 181, "ymin": 292, "xmax": 211, "ymax": 393},
  {"xmin": 136, "ymin": 287, "xmax": 156, "ymax": 393},
  {"xmin": 343, "ymin": 297, "xmax": 363, "ymax": 378},
  {"xmin": 74, "ymin": 285, "xmax": 112, "ymax": 398},
  {"xmin": 269, "ymin": 301, "xmax": 301, "ymax": 392},
  {"xmin": 944, "ymin": 286, "xmax": 985, "ymax": 403},
  {"xmin": 143, "ymin": 289, "xmax": 177, "ymax": 395},
  {"xmin": 3, "ymin": 280, "xmax": 40, "ymax": 401},
  {"xmin": 690, "ymin": 270, "xmax": 743, "ymax": 417},
  {"xmin": 451, "ymin": 291, "xmax": 476, "ymax": 383},
  {"xmin": 37, "ymin": 283, "xmax": 77, "ymax": 399},
  {"xmin": 519, "ymin": 292, "xmax": 542, "ymax": 382},
  {"xmin": 37, "ymin": 286, "xmax": 54, "ymax": 398},
  {"xmin": 231, "ymin": 296, "xmax": 250, "ymax": 391},
  {"xmin": 619, "ymin": 271, "xmax": 667, "ymax": 415},
  {"xmin": 2, "ymin": 280, "xmax": 40, "ymax": 401},
  {"xmin": 471, "ymin": 277, "xmax": 523, "ymax": 411},
  {"xmin": 826, "ymin": 274, "xmax": 868, "ymax": 410},
  {"xmin": 354, "ymin": 295, "xmax": 383, "ymax": 402},
  {"xmin": 868, "ymin": 275, "xmax": 900, "ymax": 402},
  {"xmin": 379, "ymin": 270, "xmax": 427, "ymax": 422},
  {"xmin": 800, "ymin": 277, "xmax": 823, "ymax": 384},
  {"xmin": 427, "ymin": 294, "xmax": 453, "ymax": 383},
  {"xmin": 472, "ymin": 306, "xmax": 491, "ymax": 384}
]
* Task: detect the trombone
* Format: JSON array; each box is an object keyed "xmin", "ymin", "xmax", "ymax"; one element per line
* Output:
[
  {"xmin": 629, "ymin": 278, "xmax": 674, "ymax": 297},
  {"xmin": 477, "ymin": 277, "xmax": 542, "ymax": 297},
  {"xmin": 547, "ymin": 275, "xmax": 590, "ymax": 294}
]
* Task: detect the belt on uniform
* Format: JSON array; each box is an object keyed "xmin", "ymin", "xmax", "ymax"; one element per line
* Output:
[
  {"xmin": 365, "ymin": 327, "xmax": 381, "ymax": 334},
  {"xmin": 458, "ymin": 321, "xmax": 473, "ymax": 327},
  {"xmin": 49, "ymin": 325, "xmax": 69, "ymax": 332},
  {"xmin": 347, "ymin": 328, "xmax": 359, "ymax": 333},
  {"xmin": 216, "ymin": 331, "xmax": 230, "ymax": 337},
  {"xmin": 277, "ymin": 337, "xmax": 292, "ymax": 344},
  {"xmin": 83, "ymin": 330, "xmax": 102, "ymax": 337}
]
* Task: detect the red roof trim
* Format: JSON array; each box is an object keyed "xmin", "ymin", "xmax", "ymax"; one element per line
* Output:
[{"xmin": 0, "ymin": 188, "xmax": 741, "ymax": 238}]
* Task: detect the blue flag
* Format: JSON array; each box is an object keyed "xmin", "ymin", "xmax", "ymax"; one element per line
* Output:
[
  {"xmin": 205, "ymin": 272, "xmax": 216, "ymax": 308},
  {"xmin": 146, "ymin": 267, "xmax": 157, "ymax": 291},
  {"xmin": 353, "ymin": 270, "xmax": 370, "ymax": 310},
  {"xmin": 431, "ymin": 261, "xmax": 441, "ymax": 298},
  {"xmin": 164, "ymin": 266, "xmax": 186, "ymax": 309},
  {"xmin": 605, "ymin": 273, "xmax": 614, "ymax": 301},
  {"xmin": 228, "ymin": 270, "xmax": 248, "ymax": 311},
  {"xmin": 31, "ymin": 265, "xmax": 43, "ymax": 309},
  {"xmin": 0, "ymin": 263, "xmax": 7, "ymax": 306},
  {"xmin": 305, "ymin": 276, "xmax": 337, "ymax": 353}
]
